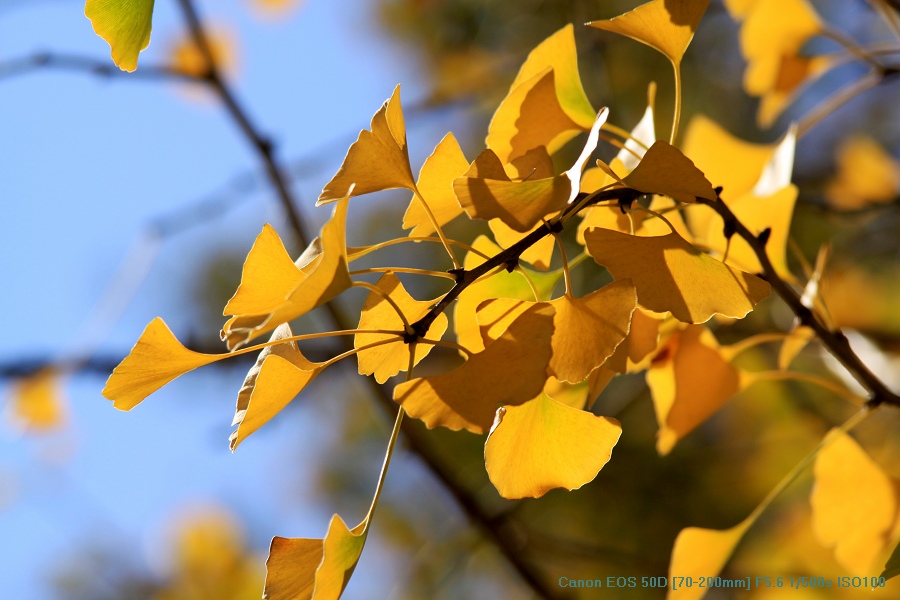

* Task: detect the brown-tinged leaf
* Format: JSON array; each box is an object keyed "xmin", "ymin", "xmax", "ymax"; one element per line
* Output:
[
  {"xmin": 394, "ymin": 304, "xmax": 554, "ymax": 433},
  {"xmin": 584, "ymin": 228, "xmax": 770, "ymax": 323},
  {"xmin": 222, "ymin": 196, "xmax": 352, "ymax": 349},
  {"xmin": 402, "ymin": 132, "xmax": 469, "ymax": 237},
  {"xmin": 812, "ymin": 430, "xmax": 897, "ymax": 575},
  {"xmin": 318, "ymin": 85, "xmax": 415, "ymax": 204},
  {"xmin": 103, "ymin": 318, "xmax": 223, "ymax": 411},
  {"xmin": 354, "ymin": 272, "xmax": 448, "ymax": 383},
  {"xmin": 484, "ymin": 394, "xmax": 622, "ymax": 499},
  {"xmin": 8, "ymin": 368, "xmax": 66, "ymax": 431},
  {"xmin": 646, "ymin": 325, "xmax": 742, "ymax": 454}
]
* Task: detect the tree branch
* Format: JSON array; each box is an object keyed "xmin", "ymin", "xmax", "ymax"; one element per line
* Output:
[{"xmin": 0, "ymin": 52, "xmax": 204, "ymax": 82}]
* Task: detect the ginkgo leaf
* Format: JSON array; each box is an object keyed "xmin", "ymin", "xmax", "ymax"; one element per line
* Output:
[
  {"xmin": 668, "ymin": 520, "xmax": 751, "ymax": 600},
  {"xmin": 620, "ymin": 141, "xmax": 716, "ymax": 203},
  {"xmin": 247, "ymin": 0, "xmax": 304, "ymax": 18},
  {"xmin": 489, "ymin": 219, "xmax": 556, "ymax": 270},
  {"xmin": 646, "ymin": 325, "xmax": 743, "ymax": 454},
  {"xmin": 587, "ymin": 0, "xmax": 710, "ymax": 68},
  {"xmin": 355, "ymin": 272, "xmax": 448, "ymax": 383},
  {"xmin": 394, "ymin": 304, "xmax": 554, "ymax": 434},
  {"xmin": 222, "ymin": 196, "xmax": 353, "ymax": 349},
  {"xmin": 778, "ymin": 325, "xmax": 815, "ymax": 371},
  {"xmin": 318, "ymin": 85, "xmax": 415, "ymax": 204},
  {"xmin": 264, "ymin": 514, "xmax": 366, "ymax": 600},
  {"xmin": 230, "ymin": 325, "xmax": 325, "ymax": 450},
  {"xmin": 402, "ymin": 132, "xmax": 469, "ymax": 237},
  {"xmin": 103, "ymin": 318, "xmax": 223, "ymax": 411},
  {"xmin": 811, "ymin": 430, "xmax": 897, "ymax": 575},
  {"xmin": 7, "ymin": 368, "xmax": 66, "ymax": 431},
  {"xmin": 85, "ymin": 0, "xmax": 155, "ymax": 72},
  {"xmin": 543, "ymin": 376, "xmax": 598, "ymax": 410},
  {"xmin": 757, "ymin": 54, "xmax": 835, "ymax": 127},
  {"xmin": 484, "ymin": 393, "xmax": 622, "ymax": 499},
  {"xmin": 584, "ymin": 228, "xmax": 770, "ymax": 323},
  {"xmin": 168, "ymin": 26, "xmax": 238, "ymax": 81},
  {"xmin": 486, "ymin": 24, "xmax": 595, "ymax": 163},
  {"xmin": 454, "ymin": 236, "xmax": 561, "ymax": 353},
  {"xmin": 826, "ymin": 135, "xmax": 900, "ymax": 211},
  {"xmin": 606, "ymin": 307, "xmax": 664, "ymax": 373}
]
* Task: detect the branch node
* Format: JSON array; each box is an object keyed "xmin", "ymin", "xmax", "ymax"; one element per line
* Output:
[
  {"xmin": 504, "ymin": 258, "xmax": 519, "ymax": 273},
  {"xmin": 757, "ymin": 227, "xmax": 772, "ymax": 247},
  {"xmin": 448, "ymin": 267, "xmax": 465, "ymax": 283}
]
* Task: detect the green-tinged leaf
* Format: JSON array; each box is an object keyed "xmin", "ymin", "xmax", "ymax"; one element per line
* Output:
[{"xmin": 85, "ymin": 0, "xmax": 155, "ymax": 72}]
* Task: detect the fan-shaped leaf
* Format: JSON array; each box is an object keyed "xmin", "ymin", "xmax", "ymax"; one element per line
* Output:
[
  {"xmin": 85, "ymin": 0, "xmax": 155, "ymax": 72},
  {"xmin": 402, "ymin": 132, "xmax": 469, "ymax": 237}
]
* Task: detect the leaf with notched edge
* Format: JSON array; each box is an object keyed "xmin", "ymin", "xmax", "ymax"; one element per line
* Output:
[
  {"xmin": 85, "ymin": 0, "xmax": 155, "ymax": 72},
  {"xmin": 401, "ymin": 132, "xmax": 469, "ymax": 237}
]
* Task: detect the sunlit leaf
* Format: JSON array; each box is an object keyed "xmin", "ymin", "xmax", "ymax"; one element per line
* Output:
[
  {"xmin": 318, "ymin": 85, "xmax": 415, "ymax": 204},
  {"xmin": 222, "ymin": 196, "xmax": 353, "ymax": 349},
  {"xmin": 7, "ymin": 368, "xmax": 66, "ymax": 431},
  {"xmin": 668, "ymin": 520, "xmax": 751, "ymax": 600},
  {"xmin": 584, "ymin": 228, "xmax": 770, "ymax": 323},
  {"xmin": 646, "ymin": 325, "xmax": 743, "ymax": 454},
  {"xmin": 230, "ymin": 324, "xmax": 325, "ymax": 450},
  {"xmin": 402, "ymin": 132, "xmax": 469, "ymax": 237},
  {"xmin": 812, "ymin": 429, "xmax": 897, "ymax": 575},
  {"xmin": 604, "ymin": 307, "xmax": 664, "ymax": 374},
  {"xmin": 168, "ymin": 27, "xmax": 238, "ymax": 80},
  {"xmin": 486, "ymin": 24, "xmax": 595, "ymax": 163},
  {"xmin": 484, "ymin": 393, "xmax": 622, "ymax": 499},
  {"xmin": 355, "ymin": 272, "xmax": 448, "ymax": 383},
  {"xmin": 620, "ymin": 141, "xmax": 716, "ymax": 203},
  {"xmin": 778, "ymin": 325, "xmax": 815, "ymax": 371},
  {"xmin": 85, "ymin": 0, "xmax": 155, "ymax": 72},
  {"xmin": 489, "ymin": 218, "xmax": 556, "ymax": 270},
  {"xmin": 826, "ymin": 135, "xmax": 900, "ymax": 211},
  {"xmin": 757, "ymin": 54, "xmax": 835, "ymax": 127},
  {"xmin": 264, "ymin": 514, "xmax": 366, "ymax": 600},
  {"xmin": 394, "ymin": 304, "xmax": 555, "ymax": 434},
  {"xmin": 587, "ymin": 0, "xmax": 710, "ymax": 68},
  {"xmin": 103, "ymin": 318, "xmax": 223, "ymax": 411}
]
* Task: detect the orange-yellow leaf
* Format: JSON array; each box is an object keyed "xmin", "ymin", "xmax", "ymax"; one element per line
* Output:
[
  {"xmin": 247, "ymin": 0, "xmax": 304, "ymax": 18},
  {"xmin": 668, "ymin": 520, "xmax": 751, "ymax": 600},
  {"xmin": 489, "ymin": 218, "xmax": 556, "ymax": 270},
  {"xmin": 811, "ymin": 430, "xmax": 897, "ymax": 575},
  {"xmin": 230, "ymin": 325, "xmax": 325, "ymax": 450},
  {"xmin": 757, "ymin": 54, "xmax": 835, "ymax": 127},
  {"xmin": 169, "ymin": 27, "xmax": 237, "ymax": 79},
  {"xmin": 402, "ymin": 132, "xmax": 469, "ymax": 237},
  {"xmin": 826, "ymin": 135, "xmax": 900, "ymax": 211},
  {"xmin": 621, "ymin": 141, "xmax": 716, "ymax": 203},
  {"xmin": 394, "ymin": 304, "xmax": 554, "ymax": 434},
  {"xmin": 778, "ymin": 325, "xmax": 815, "ymax": 371},
  {"xmin": 264, "ymin": 514, "xmax": 366, "ymax": 600},
  {"xmin": 585, "ymin": 228, "xmax": 770, "ymax": 323},
  {"xmin": 103, "ymin": 318, "xmax": 223, "ymax": 411},
  {"xmin": 486, "ymin": 24, "xmax": 595, "ymax": 163},
  {"xmin": 222, "ymin": 196, "xmax": 352, "ymax": 349},
  {"xmin": 8, "ymin": 369, "xmax": 66, "ymax": 431},
  {"xmin": 355, "ymin": 272, "xmax": 448, "ymax": 383},
  {"xmin": 85, "ymin": 0, "xmax": 154, "ymax": 72},
  {"xmin": 588, "ymin": 0, "xmax": 710, "ymax": 68},
  {"xmin": 318, "ymin": 85, "xmax": 415, "ymax": 204},
  {"xmin": 606, "ymin": 307, "xmax": 664, "ymax": 374},
  {"xmin": 646, "ymin": 325, "xmax": 742, "ymax": 454},
  {"xmin": 484, "ymin": 393, "xmax": 622, "ymax": 499}
]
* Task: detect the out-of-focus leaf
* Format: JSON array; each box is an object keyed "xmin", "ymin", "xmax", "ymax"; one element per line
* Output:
[
  {"xmin": 668, "ymin": 520, "xmax": 751, "ymax": 600},
  {"xmin": 484, "ymin": 393, "xmax": 622, "ymax": 499},
  {"xmin": 7, "ymin": 368, "xmax": 66, "ymax": 431},
  {"xmin": 103, "ymin": 318, "xmax": 222, "ymax": 410},
  {"xmin": 222, "ymin": 197, "xmax": 352, "ymax": 349},
  {"xmin": 757, "ymin": 54, "xmax": 835, "ymax": 127},
  {"xmin": 826, "ymin": 135, "xmax": 900, "ymax": 211},
  {"xmin": 779, "ymin": 325, "xmax": 815, "ymax": 371},
  {"xmin": 402, "ymin": 132, "xmax": 469, "ymax": 237},
  {"xmin": 394, "ymin": 304, "xmax": 554, "ymax": 433},
  {"xmin": 812, "ymin": 429, "xmax": 897, "ymax": 575},
  {"xmin": 318, "ymin": 86, "xmax": 415, "ymax": 204},
  {"xmin": 355, "ymin": 272, "xmax": 448, "ymax": 383},
  {"xmin": 882, "ymin": 538, "xmax": 900, "ymax": 581},
  {"xmin": 85, "ymin": 0, "xmax": 155, "ymax": 72},
  {"xmin": 584, "ymin": 228, "xmax": 770, "ymax": 323},
  {"xmin": 168, "ymin": 27, "xmax": 238, "ymax": 79}
]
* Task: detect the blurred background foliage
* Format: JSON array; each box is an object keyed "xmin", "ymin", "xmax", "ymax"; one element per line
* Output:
[{"xmin": 4, "ymin": 0, "xmax": 900, "ymax": 598}]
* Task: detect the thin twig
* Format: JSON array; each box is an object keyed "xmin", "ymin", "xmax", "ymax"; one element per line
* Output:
[{"xmin": 0, "ymin": 52, "xmax": 204, "ymax": 82}]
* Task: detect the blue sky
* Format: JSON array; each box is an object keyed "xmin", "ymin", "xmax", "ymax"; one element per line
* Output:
[{"xmin": 0, "ymin": 0, "xmax": 477, "ymax": 597}]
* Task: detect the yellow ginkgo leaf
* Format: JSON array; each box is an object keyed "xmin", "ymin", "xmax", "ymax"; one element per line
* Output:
[
  {"xmin": 811, "ymin": 430, "xmax": 897, "ymax": 575},
  {"xmin": 246, "ymin": 0, "xmax": 304, "ymax": 18},
  {"xmin": 264, "ymin": 514, "xmax": 366, "ymax": 600},
  {"xmin": 8, "ymin": 368, "xmax": 66, "ymax": 431},
  {"xmin": 230, "ymin": 325, "xmax": 325, "ymax": 450},
  {"xmin": 489, "ymin": 218, "xmax": 556, "ymax": 270},
  {"xmin": 103, "ymin": 318, "xmax": 223, "ymax": 411},
  {"xmin": 757, "ymin": 54, "xmax": 835, "ymax": 127},
  {"xmin": 668, "ymin": 520, "xmax": 751, "ymax": 600},
  {"xmin": 486, "ymin": 24, "xmax": 595, "ymax": 163},
  {"xmin": 548, "ymin": 281, "xmax": 637, "ymax": 383},
  {"xmin": 169, "ymin": 27, "xmax": 238, "ymax": 79},
  {"xmin": 222, "ymin": 196, "xmax": 352, "ymax": 349},
  {"xmin": 394, "ymin": 304, "xmax": 554, "ymax": 434},
  {"xmin": 646, "ymin": 325, "xmax": 742, "ymax": 454},
  {"xmin": 826, "ymin": 135, "xmax": 900, "ymax": 211},
  {"xmin": 584, "ymin": 228, "xmax": 770, "ymax": 323},
  {"xmin": 587, "ymin": 0, "xmax": 711, "ymax": 69},
  {"xmin": 606, "ymin": 307, "xmax": 664, "ymax": 374},
  {"xmin": 506, "ymin": 145, "xmax": 556, "ymax": 180},
  {"xmin": 402, "ymin": 132, "xmax": 469, "ymax": 237},
  {"xmin": 543, "ymin": 376, "xmax": 597, "ymax": 410},
  {"xmin": 85, "ymin": 0, "xmax": 154, "ymax": 72},
  {"xmin": 355, "ymin": 272, "xmax": 448, "ymax": 383},
  {"xmin": 778, "ymin": 325, "xmax": 815, "ymax": 371},
  {"xmin": 454, "ymin": 236, "xmax": 561, "ymax": 353},
  {"xmin": 484, "ymin": 393, "xmax": 622, "ymax": 499},
  {"xmin": 739, "ymin": 0, "xmax": 822, "ymax": 97},
  {"xmin": 318, "ymin": 85, "xmax": 415, "ymax": 204},
  {"xmin": 621, "ymin": 141, "xmax": 716, "ymax": 203}
]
